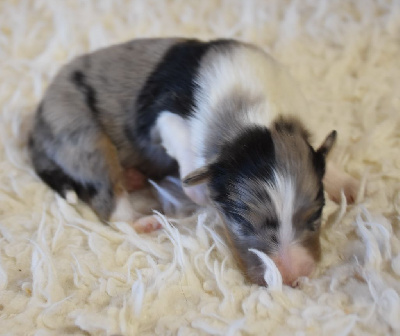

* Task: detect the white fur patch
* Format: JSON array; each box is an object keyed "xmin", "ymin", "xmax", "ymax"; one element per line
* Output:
[
  {"xmin": 157, "ymin": 111, "xmax": 209, "ymax": 205},
  {"xmin": 110, "ymin": 193, "xmax": 134, "ymax": 222},
  {"xmin": 265, "ymin": 172, "xmax": 296, "ymax": 250},
  {"xmin": 190, "ymin": 44, "xmax": 308, "ymax": 162},
  {"xmin": 157, "ymin": 111, "xmax": 198, "ymax": 177},
  {"xmin": 65, "ymin": 190, "xmax": 78, "ymax": 204}
]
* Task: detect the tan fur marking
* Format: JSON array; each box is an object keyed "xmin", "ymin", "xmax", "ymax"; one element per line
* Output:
[{"xmin": 95, "ymin": 134, "xmax": 124, "ymax": 195}]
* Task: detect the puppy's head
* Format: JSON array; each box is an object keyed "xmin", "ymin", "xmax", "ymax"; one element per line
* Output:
[{"xmin": 183, "ymin": 117, "xmax": 336, "ymax": 286}]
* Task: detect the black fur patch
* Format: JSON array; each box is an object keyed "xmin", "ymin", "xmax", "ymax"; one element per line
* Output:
[
  {"xmin": 208, "ymin": 126, "xmax": 278, "ymax": 232},
  {"xmin": 71, "ymin": 70, "xmax": 100, "ymax": 117},
  {"xmin": 311, "ymin": 148, "xmax": 326, "ymax": 179},
  {"xmin": 273, "ymin": 116, "xmax": 311, "ymax": 141},
  {"xmin": 132, "ymin": 39, "xmax": 235, "ymax": 140},
  {"xmin": 38, "ymin": 166, "xmax": 98, "ymax": 202}
]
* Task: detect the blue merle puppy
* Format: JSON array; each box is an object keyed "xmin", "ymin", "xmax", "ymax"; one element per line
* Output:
[{"xmin": 29, "ymin": 38, "xmax": 360, "ymax": 286}]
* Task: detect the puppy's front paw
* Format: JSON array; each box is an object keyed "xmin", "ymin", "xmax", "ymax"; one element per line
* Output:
[
  {"xmin": 327, "ymin": 175, "xmax": 360, "ymax": 204},
  {"xmin": 324, "ymin": 162, "xmax": 362, "ymax": 205},
  {"xmin": 131, "ymin": 215, "xmax": 162, "ymax": 233},
  {"xmin": 342, "ymin": 176, "xmax": 360, "ymax": 204}
]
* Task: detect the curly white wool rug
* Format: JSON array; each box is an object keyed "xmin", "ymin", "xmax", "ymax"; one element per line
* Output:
[{"xmin": 1, "ymin": 1, "xmax": 400, "ymax": 335}]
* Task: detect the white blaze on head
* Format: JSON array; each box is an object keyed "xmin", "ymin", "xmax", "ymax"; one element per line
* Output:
[
  {"xmin": 265, "ymin": 172, "xmax": 316, "ymax": 285},
  {"xmin": 265, "ymin": 172, "xmax": 296, "ymax": 250}
]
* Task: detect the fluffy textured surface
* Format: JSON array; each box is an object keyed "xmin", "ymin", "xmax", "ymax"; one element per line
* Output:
[{"xmin": 1, "ymin": 0, "xmax": 400, "ymax": 335}]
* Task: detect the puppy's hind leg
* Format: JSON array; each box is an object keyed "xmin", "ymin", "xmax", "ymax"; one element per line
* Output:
[
  {"xmin": 29, "ymin": 136, "xmax": 94, "ymax": 204},
  {"xmin": 52, "ymin": 132, "xmax": 161, "ymax": 232},
  {"xmin": 30, "ymin": 129, "xmax": 124, "ymax": 221}
]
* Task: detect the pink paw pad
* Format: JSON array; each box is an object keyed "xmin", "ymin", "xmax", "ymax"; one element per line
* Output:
[
  {"xmin": 132, "ymin": 216, "xmax": 162, "ymax": 233},
  {"xmin": 329, "ymin": 176, "xmax": 360, "ymax": 204}
]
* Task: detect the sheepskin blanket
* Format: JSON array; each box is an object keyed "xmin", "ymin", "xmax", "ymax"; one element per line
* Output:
[{"xmin": 1, "ymin": 1, "xmax": 400, "ymax": 335}]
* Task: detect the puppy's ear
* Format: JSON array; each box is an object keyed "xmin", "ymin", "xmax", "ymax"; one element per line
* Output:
[
  {"xmin": 317, "ymin": 130, "xmax": 337, "ymax": 158},
  {"xmin": 182, "ymin": 166, "xmax": 211, "ymax": 186}
]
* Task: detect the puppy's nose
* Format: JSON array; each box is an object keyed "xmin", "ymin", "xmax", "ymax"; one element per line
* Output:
[{"xmin": 272, "ymin": 245, "xmax": 315, "ymax": 287}]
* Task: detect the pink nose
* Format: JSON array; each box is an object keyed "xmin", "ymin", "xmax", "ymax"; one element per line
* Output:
[{"xmin": 272, "ymin": 245, "xmax": 316, "ymax": 287}]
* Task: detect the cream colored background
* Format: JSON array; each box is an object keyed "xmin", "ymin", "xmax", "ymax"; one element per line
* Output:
[{"xmin": 1, "ymin": 1, "xmax": 400, "ymax": 335}]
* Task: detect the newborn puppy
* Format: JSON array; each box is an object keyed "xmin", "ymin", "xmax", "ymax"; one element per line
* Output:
[{"xmin": 29, "ymin": 38, "xmax": 359, "ymax": 286}]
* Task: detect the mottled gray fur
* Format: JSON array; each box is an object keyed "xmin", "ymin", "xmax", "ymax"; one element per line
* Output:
[{"xmin": 29, "ymin": 38, "xmax": 181, "ymax": 219}]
